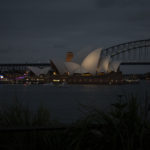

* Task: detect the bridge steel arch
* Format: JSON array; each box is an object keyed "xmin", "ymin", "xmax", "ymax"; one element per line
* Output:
[{"xmin": 102, "ymin": 39, "xmax": 150, "ymax": 63}]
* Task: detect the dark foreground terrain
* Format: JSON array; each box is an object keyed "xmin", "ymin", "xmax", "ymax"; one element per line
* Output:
[{"xmin": 0, "ymin": 93, "xmax": 150, "ymax": 150}]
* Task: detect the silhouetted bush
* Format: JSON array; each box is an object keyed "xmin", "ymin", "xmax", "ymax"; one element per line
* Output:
[{"xmin": 0, "ymin": 93, "xmax": 150, "ymax": 150}]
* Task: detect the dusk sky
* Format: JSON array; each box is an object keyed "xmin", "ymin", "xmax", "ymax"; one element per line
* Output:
[{"xmin": 0, "ymin": 0, "xmax": 150, "ymax": 63}]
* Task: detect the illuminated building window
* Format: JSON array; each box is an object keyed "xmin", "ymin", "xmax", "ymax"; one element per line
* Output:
[
  {"xmin": 53, "ymin": 79, "xmax": 60, "ymax": 82},
  {"xmin": 53, "ymin": 72, "xmax": 57, "ymax": 75}
]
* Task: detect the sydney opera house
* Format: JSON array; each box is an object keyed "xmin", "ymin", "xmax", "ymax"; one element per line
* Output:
[
  {"xmin": 50, "ymin": 48, "xmax": 121, "ymax": 76},
  {"xmin": 25, "ymin": 48, "xmax": 123, "ymax": 84}
]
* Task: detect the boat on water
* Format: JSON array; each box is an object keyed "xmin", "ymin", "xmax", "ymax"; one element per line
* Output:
[{"xmin": 43, "ymin": 80, "xmax": 69, "ymax": 87}]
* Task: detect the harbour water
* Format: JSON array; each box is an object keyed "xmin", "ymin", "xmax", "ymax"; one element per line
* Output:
[{"xmin": 0, "ymin": 80, "xmax": 150, "ymax": 123}]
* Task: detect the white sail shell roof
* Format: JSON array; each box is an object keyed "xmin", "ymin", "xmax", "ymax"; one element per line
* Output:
[
  {"xmin": 81, "ymin": 48, "xmax": 102, "ymax": 75},
  {"xmin": 74, "ymin": 66, "xmax": 88, "ymax": 74},
  {"xmin": 64, "ymin": 62, "xmax": 80, "ymax": 74},
  {"xmin": 52, "ymin": 60, "xmax": 67, "ymax": 74},
  {"xmin": 28, "ymin": 67, "xmax": 50, "ymax": 76},
  {"xmin": 98, "ymin": 56, "xmax": 110, "ymax": 73},
  {"xmin": 73, "ymin": 47, "xmax": 94, "ymax": 64},
  {"xmin": 108, "ymin": 60, "xmax": 121, "ymax": 72}
]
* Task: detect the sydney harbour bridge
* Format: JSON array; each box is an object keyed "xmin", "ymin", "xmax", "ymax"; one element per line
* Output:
[
  {"xmin": 0, "ymin": 38, "xmax": 150, "ymax": 71},
  {"xmin": 102, "ymin": 38, "xmax": 150, "ymax": 65}
]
